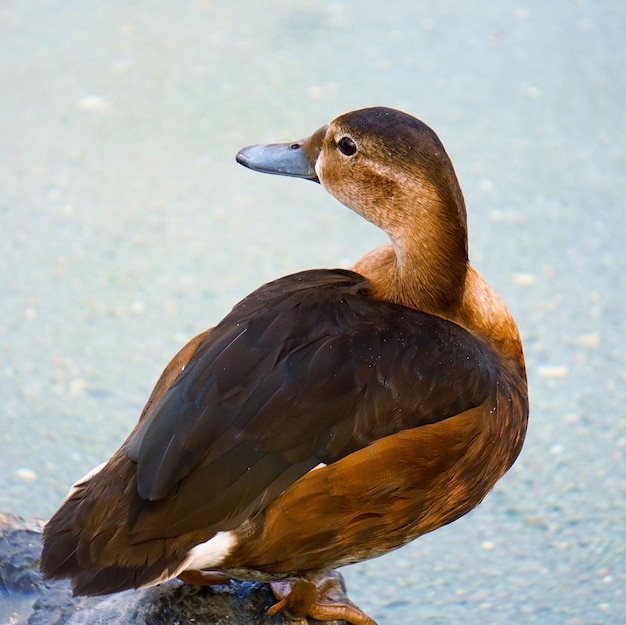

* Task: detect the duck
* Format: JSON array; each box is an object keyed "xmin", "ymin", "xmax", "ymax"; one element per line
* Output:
[{"xmin": 41, "ymin": 107, "xmax": 529, "ymax": 625}]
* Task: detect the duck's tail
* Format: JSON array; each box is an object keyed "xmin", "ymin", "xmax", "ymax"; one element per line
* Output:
[{"xmin": 40, "ymin": 454, "xmax": 186, "ymax": 596}]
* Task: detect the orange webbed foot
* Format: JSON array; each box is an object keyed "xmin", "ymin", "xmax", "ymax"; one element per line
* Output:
[{"xmin": 268, "ymin": 575, "xmax": 376, "ymax": 625}]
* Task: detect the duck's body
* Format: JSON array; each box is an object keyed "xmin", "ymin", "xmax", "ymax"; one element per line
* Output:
[{"xmin": 41, "ymin": 107, "xmax": 528, "ymax": 625}]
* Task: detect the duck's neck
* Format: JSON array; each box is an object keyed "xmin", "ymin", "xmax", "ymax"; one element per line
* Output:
[
  {"xmin": 350, "ymin": 161, "xmax": 471, "ymax": 315},
  {"xmin": 352, "ymin": 225, "xmax": 467, "ymax": 318}
]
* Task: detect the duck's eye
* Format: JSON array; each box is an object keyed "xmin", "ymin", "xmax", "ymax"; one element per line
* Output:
[{"xmin": 337, "ymin": 136, "xmax": 357, "ymax": 156}]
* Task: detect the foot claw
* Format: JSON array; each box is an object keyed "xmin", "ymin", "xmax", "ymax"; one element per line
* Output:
[{"xmin": 269, "ymin": 575, "xmax": 376, "ymax": 625}]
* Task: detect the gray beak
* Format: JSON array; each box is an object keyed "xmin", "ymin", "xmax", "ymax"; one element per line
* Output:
[{"xmin": 236, "ymin": 124, "xmax": 328, "ymax": 183}]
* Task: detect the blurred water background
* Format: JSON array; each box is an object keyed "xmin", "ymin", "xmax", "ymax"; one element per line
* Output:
[{"xmin": 1, "ymin": 1, "xmax": 625, "ymax": 623}]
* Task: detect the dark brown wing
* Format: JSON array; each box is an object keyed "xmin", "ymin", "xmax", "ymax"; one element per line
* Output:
[{"xmin": 125, "ymin": 269, "xmax": 497, "ymax": 541}]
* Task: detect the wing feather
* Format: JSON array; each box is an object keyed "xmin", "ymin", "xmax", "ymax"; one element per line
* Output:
[{"xmin": 125, "ymin": 269, "xmax": 497, "ymax": 541}]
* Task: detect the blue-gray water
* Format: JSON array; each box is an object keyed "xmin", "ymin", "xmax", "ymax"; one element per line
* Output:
[{"xmin": 1, "ymin": 1, "xmax": 624, "ymax": 624}]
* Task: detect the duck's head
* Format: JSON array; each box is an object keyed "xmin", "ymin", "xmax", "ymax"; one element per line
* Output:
[
  {"xmin": 237, "ymin": 107, "xmax": 469, "ymax": 312},
  {"xmin": 237, "ymin": 106, "xmax": 466, "ymax": 241}
]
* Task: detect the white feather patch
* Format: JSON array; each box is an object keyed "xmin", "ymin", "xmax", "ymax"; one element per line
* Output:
[
  {"xmin": 139, "ymin": 533, "xmax": 238, "ymax": 590},
  {"xmin": 183, "ymin": 531, "xmax": 238, "ymax": 571}
]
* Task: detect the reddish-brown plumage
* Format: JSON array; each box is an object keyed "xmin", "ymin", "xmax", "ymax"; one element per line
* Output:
[{"xmin": 41, "ymin": 107, "xmax": 528, "ymax": 625}]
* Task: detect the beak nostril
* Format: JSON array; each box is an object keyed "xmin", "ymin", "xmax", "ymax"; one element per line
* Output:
[{"xmin": 290, "ymin": 143, "xmax": 300, "ymax": 150}]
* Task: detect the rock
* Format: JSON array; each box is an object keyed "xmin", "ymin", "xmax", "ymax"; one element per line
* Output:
[{"xmin": 0, "ymin": 513, "xmax": 355, "ymax": 625}]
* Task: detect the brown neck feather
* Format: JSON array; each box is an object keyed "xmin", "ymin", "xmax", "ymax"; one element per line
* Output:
[{"xmin": 351, "ymin": 182, "xmax": 469, "ymax": 318}]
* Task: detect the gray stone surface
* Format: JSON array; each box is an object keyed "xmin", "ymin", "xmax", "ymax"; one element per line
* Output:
[{"xmin": 0, "ymin": 514, "xmax": 351, "ymax": 625}]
